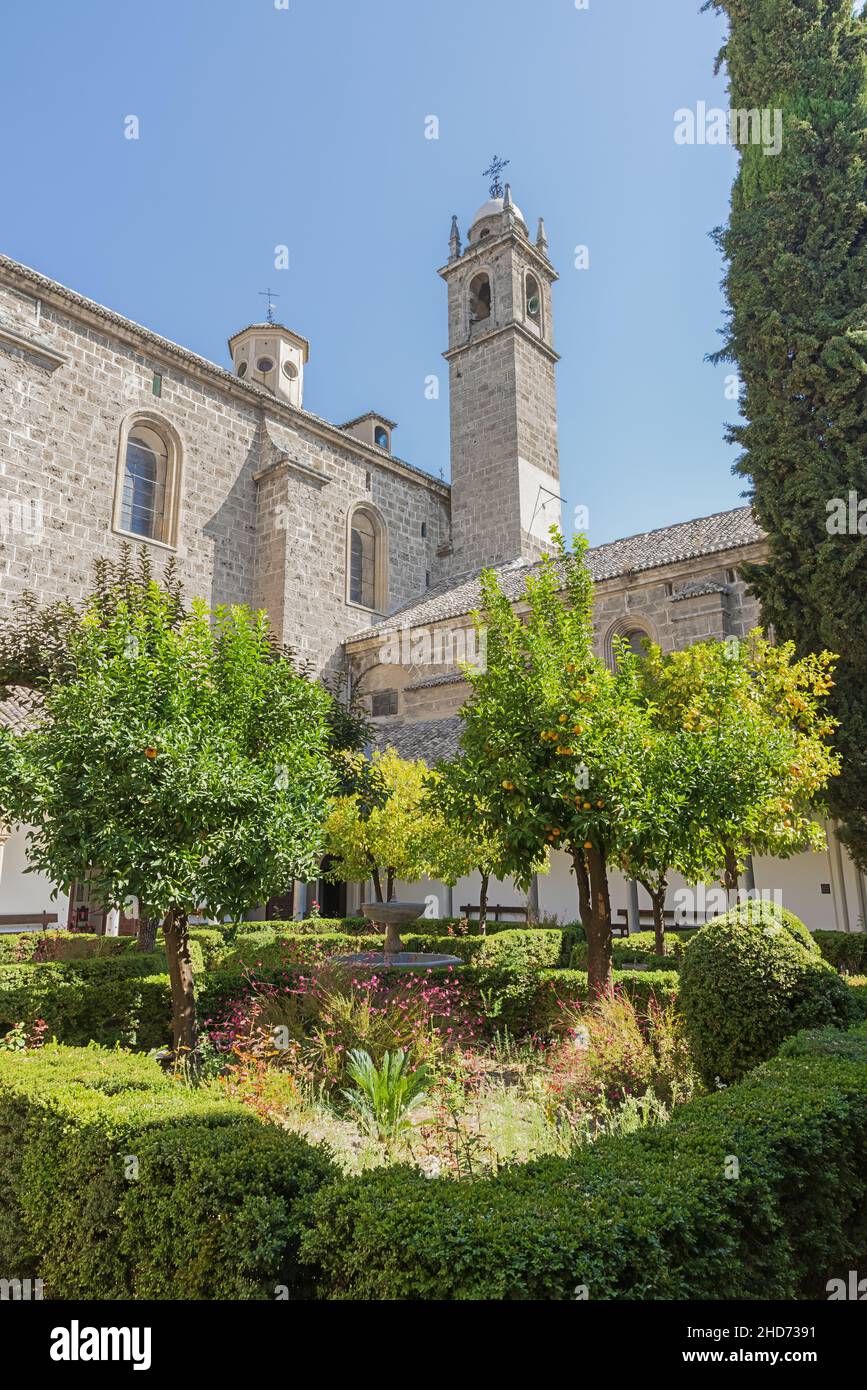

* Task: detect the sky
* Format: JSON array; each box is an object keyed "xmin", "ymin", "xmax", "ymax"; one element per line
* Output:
[{"xmin": 0, "ymin": 0, "xmax": 745, "ymax": 547}]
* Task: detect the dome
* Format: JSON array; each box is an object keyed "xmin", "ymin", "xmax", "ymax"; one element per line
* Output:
[{"xmin": 469, "ymin": 195, "xmax": 526, "ymax": 231}]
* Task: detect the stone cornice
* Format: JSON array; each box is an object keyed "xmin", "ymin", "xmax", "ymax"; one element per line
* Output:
[
  {"xmin": 438, "ymin": 229, "xmax": 558, "ymax": 284},
  {"xmin": 443, "ymin": 319, "xmax": 560, "ymax": 366}
]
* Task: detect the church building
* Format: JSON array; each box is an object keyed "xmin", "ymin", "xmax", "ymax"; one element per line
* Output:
[{"xmin": 1, "ymin": 183, "xmax": 864, "ymax": 934}]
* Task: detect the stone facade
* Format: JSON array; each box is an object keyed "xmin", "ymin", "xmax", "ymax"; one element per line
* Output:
[
  {"xmin": 0, "ymin": 257, "xmax": 449, "ymax": 679},
  {"xmin": 1, "ymin": 183, "xmax": 865, "ymax": 934}
]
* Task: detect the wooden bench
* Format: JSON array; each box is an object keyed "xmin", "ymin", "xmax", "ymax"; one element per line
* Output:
[
  {"xmin": 614, "ymin": 908, "xmax": 703, "ymax": 936},
  {"xmin": 460, "ymin": 904, "xmax": 530, "ymax": 923},
  {"xmin": 0, "ymin": 912, "xmax": 59, "ymax": 935}
]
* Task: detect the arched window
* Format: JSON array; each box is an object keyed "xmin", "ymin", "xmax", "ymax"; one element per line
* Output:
[
  {"xmin": 374, "ymin": 425, "xmax": 390, "ymax": 450},
  {"xmin": 115, "ymin": 415, "xmax": 181, "ymax": 547},
  {"xmin": 604, "ymin": 619, "xmax": 654, "ymax": 669},
  {"xmin": 348, "ymin": 504, "xmax": 386, "ymax": 611},
  {"xmin": 469, "ymin": 272, "xmax": 492, "ymax": 323},
  {"xmin": 623, "ymin": 628, "xmax": 649, "ymax": 658},
  {"xmin": 525, "ymin": 272, "xmax": 542, "ymax": 326}
]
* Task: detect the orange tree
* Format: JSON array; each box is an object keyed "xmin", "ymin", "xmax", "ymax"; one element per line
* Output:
[
  {"xmin": 424, "ymin": 758, "xmax": 547, "ymax": 932},
  {"xmin": 0, "ymin": 587, "xmax": 337, "ymax": 1058},
  {"xmin": 640, "ymin": 631, "xmax": 840, "ymax": 890},
  {"xmin": 456, "ymin": 533, "xmax": 655, "ymax": 991},
  {"xmin": 457, "ymin": 534, "xmax": 841, "ymax": 991}
]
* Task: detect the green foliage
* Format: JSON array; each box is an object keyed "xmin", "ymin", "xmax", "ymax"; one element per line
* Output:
[
  {"xmin": 0, "ymin": 545, "xmax": 185, "ymax": 701},
  {"xmin": 778, "ymin": 1020, "xmax": 867, "ymax": 1063},
  {"xmin": 0, "ymin": 1044, "xmax": 336, "ymax": 1298},
  {"xmin": 709, "ymin": 897, "xmax": 819, "ymax": 954},
  {"xmin": 0, "ymin": 590, "xmax": 337, "ymax": 923},
  {"xmin": 0, "ymin": 931, "xmax": 138, "ymax": 965},
  {"xmin": 342, "ymin": 1049, "xmax": 430, "ymax": 1144},
  {"xmin": 0, "ymin": 955, "xmax": 174, "ymax": 1050},
  {"xmin": 301, "ymin": 1046, "xmax": 867, "ymax": 1299},
  {"xmin": 322, "ymin": 748, "xmax": 438, "ymax": 898},
  {"xmin": 680, "ymin": 903, "xmax": 853, "ymax": 1085},
  {"xmin": 814, "ymin": 930, "xmax": 867, "ymax": 974},
  {"xmin": 706, "ymin": 0, "xmax": 867, "ymax": 866}
]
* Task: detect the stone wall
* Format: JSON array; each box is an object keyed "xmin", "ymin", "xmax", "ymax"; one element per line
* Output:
[{"xmin": 0, "ymin": 261, "xmax": 450, "ymax": 677}]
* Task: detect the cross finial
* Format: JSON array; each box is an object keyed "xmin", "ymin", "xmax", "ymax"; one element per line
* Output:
[
  {"xmin": 482, "ymin": 155, "xmax": 510, "ymax": 199},
  {"xmin": 258, "ymin": 288, "xmax": 280, "ymax": 325}
]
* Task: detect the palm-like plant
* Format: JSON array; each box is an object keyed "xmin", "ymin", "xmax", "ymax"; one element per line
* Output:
[{"xmin": 342, "ymin": 1048, "xmax": 429, "ymax": 1146}]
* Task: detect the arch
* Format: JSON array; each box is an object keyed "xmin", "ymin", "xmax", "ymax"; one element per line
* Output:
[
  {"xmin": 525, "ymin": 271, "xmax": 542, "ymax": 329},
  {"xmin": 468, "ymin": 271, "xmax": 492, "ymax": 325},
  {"xmin": 603, "ymin": 617, "xmax": 655, "ymax": 669},
  {"xmin": 347, "ymin": 502, "xmax": 388, "ymax": 612},
  {"xmin": 113, "ymin": 411, "xmax": 182, "ymax": 548}
]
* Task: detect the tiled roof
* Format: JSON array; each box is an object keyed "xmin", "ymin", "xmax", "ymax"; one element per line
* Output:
[
  {"xmin": 671, "ymin": 580, "xmax": 729, "ymax": 602},
  {"xmin": 0, "ymin": 686, "xmax": 41, "ymax": 733},
  {"xmin": 373, "ymin": 716, "xmax": 462, "ymax": 765},
  {"xmin": 405, "ymin": 671, "xmax": 468, "ymax": 692},
  {"xmin": 351, "ymin": 506, "xmax": 764, "ymax": 641}
]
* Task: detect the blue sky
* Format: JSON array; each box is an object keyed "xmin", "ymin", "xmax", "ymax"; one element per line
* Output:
[{"xmin": 1, "ymin": 0, "xmax": 743, "ymax": 546}]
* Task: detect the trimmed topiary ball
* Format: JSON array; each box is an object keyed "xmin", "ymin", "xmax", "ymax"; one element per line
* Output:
[
  {"xmin": 707, "ymin": 898, "xmax": 819, "ymax": 954},
  {"xmin": 680, "ymin": 904, "xmax": 853, "ymax": 1086}
]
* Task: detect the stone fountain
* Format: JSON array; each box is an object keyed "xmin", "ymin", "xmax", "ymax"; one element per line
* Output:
[{"xmin": 336, "ymin": 900, "xmax": 462, "ymax": 971}]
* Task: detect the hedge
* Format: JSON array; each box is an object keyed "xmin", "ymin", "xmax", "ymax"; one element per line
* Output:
[
  {"xmin": 0, "ymin": 931, "xmax": 139, "ymax": 966},
  {"xmin": 0, "ymin": 1044, "xmax": 336, "ymax": 1299},
  {"xmin": 778, "ymin": 1020, "xmax": 867, "ymax": 1063},
  {"xmin": 0, "ymin": 955, "xmax": 174, "ymax": 1049},
  {"xmin": 300, "ymin": 1040, "xmax": 867, "ymax": 1299},
  {"xmin": 814, "ymin": 931, "xmax": 867, "ymax": 975}
]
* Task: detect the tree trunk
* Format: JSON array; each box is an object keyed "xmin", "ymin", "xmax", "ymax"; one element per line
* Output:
[
  {"xmin": 723, "ymin": 846, "xmax": 740, "ymax": 908},
  {"xmin": 477, "ymin": 870, "xmax": 490, "ymax": 936},
  {"xmin": 571, "ymin": 846, "xmax": 592, "ymax": 936},
  {"xmin": 370, "ymin": 865, "xmax": 384, "ymax": 903},
  {"xmin": 386, "ymin": 868, "xmax": 395, "ymax": 902},
  {"xmin": 582, "ymin": 844, "xmax": 613, "ymax": 995},
  {"xmin": 163, "ymin": 909, "xmax": 198, "ymax": 1060},
  {"xmin": 137, "ymin": 914, "xmax": 159, "ymax": 953},
  {"xmin": 646, "ymin": 882, "xmax": 667, "ymax": 957}
]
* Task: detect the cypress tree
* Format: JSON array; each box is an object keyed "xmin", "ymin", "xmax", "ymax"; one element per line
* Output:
[{"xmin": 706, "ymin": 0, "xmax": 867, "ymax": 867}]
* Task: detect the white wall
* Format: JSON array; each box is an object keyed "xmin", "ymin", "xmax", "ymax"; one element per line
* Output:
[
  {"xmin": 0, "ymin": 825, "xmax": 68, "ymax": 924},
  {"xmin": 397, "ymin": 830, "xmax": 867, "ymax": 935}
]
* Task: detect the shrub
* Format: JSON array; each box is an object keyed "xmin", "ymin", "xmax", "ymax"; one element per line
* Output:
[
  {"xmin": 301, "ymin": 1046, "xmax": 867, "ymax": 1300},
  {"xmin": 778, "ymin": 1020, "xmax": 867, "ymax": 1063},
  {"xmin": 679, "ymin": 907, "xmax": 853, "ymax": 1086},
  {"xmin": 342, "ymin": 1049, "xmax": 430, "ymax": 1145},
  {"xmin": 814, "ymin": 931, "xmax": 867, "ymax": 975},
  {"xmin": 0, "ymin": 954, "xmax": 174, "ymax": 1049},
  {"xmin": 545, "ymin": 989, "xmax": 695, "ymax": 1123},
  {"xmin": 0, "ymin": 1044, "xmax": 336, "ymax": 1299},
  {"xmin": 708, "ymin": 898, "xmax": 819, "ymax": 954},
  {"xmin": 0, "ymin": 931, "xmax": 138, "ymax": 966},
  {"xmin": 206, "ymin": 962, "xmax": 480, "ymax": 1091},
  {"xmin": 187, "ymin": 928, "xmax": 227, "ymax": 968}
]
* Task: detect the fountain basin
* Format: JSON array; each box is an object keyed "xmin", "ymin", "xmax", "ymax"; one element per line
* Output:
[
  {"xmin": 360, "ymin": 900, "xmax": 429, "ymax": 955},
  {"xmin": 336, "ymin": 950, "xmax": 463, "ymax": 971}
]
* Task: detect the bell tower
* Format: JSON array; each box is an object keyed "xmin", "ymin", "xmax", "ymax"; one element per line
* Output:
[{"xmin": 439, "ymin": 171, "xmax": 561, "ymax": 573}]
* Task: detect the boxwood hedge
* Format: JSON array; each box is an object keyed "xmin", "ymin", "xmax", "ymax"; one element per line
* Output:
[
  {"xmin": 680, "ymin": 907, "xmax": 854, "ymax": 1086},
  {"xmin": 0, "ymin": 1044, "xmax": 336, "ymax": 1299},
  {"xmin": 300, "ymin": 1038, "xmax": 867, "ymax": 1300}
]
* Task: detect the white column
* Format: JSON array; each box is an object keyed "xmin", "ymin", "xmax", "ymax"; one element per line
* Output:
[{"xmin": 828, "ymin": 822, "xmax": 852, "ymax": 932}]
